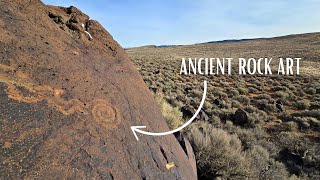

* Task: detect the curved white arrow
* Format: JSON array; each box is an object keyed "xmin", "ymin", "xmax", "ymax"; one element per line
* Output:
[{"xmin": 131, "ymin": 80, "xmax": 207, "ymax": 140}]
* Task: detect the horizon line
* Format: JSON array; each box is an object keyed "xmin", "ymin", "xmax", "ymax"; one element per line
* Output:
[{"xmin": 124, "ymin": 31, "xmax": 320, "ymax": 49}]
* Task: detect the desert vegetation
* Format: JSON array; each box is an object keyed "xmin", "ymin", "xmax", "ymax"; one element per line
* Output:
[{"xmin": 127, "ymin": 33, "xmax": 320, "ymax": 179}]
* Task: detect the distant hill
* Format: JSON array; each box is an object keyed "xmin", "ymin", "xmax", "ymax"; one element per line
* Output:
[
  {"xmin": 202, "ymin": 32, "xmax": 320, "ymax": 44},
  {"xmin": 129, "ymin": 32, "xmax": 320, "ymax": 49}
]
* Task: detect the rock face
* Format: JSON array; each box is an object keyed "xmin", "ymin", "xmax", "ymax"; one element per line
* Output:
[
  {"xmin": 0, "ymin": 1, "xmax": 197, "ymax": 179},
  {"xmin": 174, "ymin": 132, "xmax": 197, "ymax": 177}
]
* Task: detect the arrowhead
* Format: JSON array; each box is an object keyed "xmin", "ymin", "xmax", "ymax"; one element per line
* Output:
[{"xmin": 131, "ymin": 126, "xmax": 147, "ymax": 141}]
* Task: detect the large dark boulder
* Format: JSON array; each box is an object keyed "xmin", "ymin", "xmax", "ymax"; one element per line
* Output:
[
  {"xmin": 232, "ymin": 109, "xmax": 250, "ymax": 126},
  {"xmin": 180, "ymin": 105, "xmax": 195, "ymax": 119},
  {"xmin": 0, "ymin": 1, "xmax": 196, "ymax": 179}
]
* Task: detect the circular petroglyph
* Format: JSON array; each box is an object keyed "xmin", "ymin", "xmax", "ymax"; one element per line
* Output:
[{"xmin": 91, "ymin": 99, "xmax": 120, "ymax": 129}]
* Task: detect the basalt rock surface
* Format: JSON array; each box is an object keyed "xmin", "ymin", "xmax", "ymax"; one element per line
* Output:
[{"xmin": 0, "ymin": 1, "xmax": 197, "ymax": 179}]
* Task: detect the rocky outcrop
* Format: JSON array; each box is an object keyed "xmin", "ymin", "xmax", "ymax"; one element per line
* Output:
[{"xmin": 0, "ymin": 0, "xmax": 196, "ymax": 179}]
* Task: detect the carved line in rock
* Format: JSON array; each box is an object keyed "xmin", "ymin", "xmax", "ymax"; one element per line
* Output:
[{"xmin": 0, "ymin": 63, "xmax": 121, "ymax": 129}]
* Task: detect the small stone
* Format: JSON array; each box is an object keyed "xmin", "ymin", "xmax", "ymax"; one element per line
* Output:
[{"xmin": 166, "ymin": 162, "xmax": 175, "ymax": 170}]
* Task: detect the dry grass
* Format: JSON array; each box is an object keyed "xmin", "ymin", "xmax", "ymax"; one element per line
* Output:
[{"xmin": 154, "ymin": 92, "xmax": 183, "ymax": 129}]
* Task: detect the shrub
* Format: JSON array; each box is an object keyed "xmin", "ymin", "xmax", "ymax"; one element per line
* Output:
[
  {"xmin": 245, "ymin": 145, "xmax": 289, "ymax": 180},
  {"xmin": 254, "ymin": 99, "xmax": 269, "ymax": 111},
  {"xmin": 273, "ymin": 86, "xmax": 289, "ymax": 92},
  {"xmin": 294, "ymin": 99, "xmax": 311, "ymax": 110},
  {"xmin": 233, "ymin": 126, "xmax": 268, "ymax": 148},
  {"xmin": 248, "ymin": 87, "xmax": 258, "ymax": 93},
  {"xmin": 231, "ymin": 100, "xmax": 242, "ymax": 108},
  {"xmin": 234, "ymin": 95, "xmax": 250, "ymax": 106},
  {"xmin": 308, "ymin": 118, "xmax": 320, "ymax": 128},
  {"xmin": 265, "ymin": 103, "xmax": 277, "ymax": 112},
  {"xmin": 293, "ymin": 109, "xmax": 320, "ymax": 119},
  {"xmin": 209, "ymin": 115, "xmax": 221, "ymax": 127},
  {"xmin": 284, "ymin": 121, "xmax": 299, "ymax": 131},
  {"xmin": 244, "ymin": 105, "xmax": 258, "ymax": 113},
  {"xmin": 305, "ymin": 87, "xmax": 316, "ymax": 95},
  {"xmin": 256, "ymin": 94, "xmax": 272, "ymax": 101},
  {"xmin": 186, "ymin": 122, "xmax": 289, "ymax": 179},
  {"xmin": 186, "ymin": 122, "xmax": 250, "ymax": 179},
  {"xmin": 214, "ymin": 90, "xmax": 228, "ymax": 99},
  {"xmin": 191, "ymin": 89, "xmax": 203, "ymax": 98},
  {"xmin": 228, "ymin": 89, "xmax": 240, "ymax": 96},
  {"xmin": 203, "ymin": 101, "xmax": 213, "ymax": 111},
  {"xmin": 274, "ymin": 91, "xmax": 290, "ymax": 100},
  {"xmin": 248, "ymin": 110, "xmax": 269, "ymax": 124},
  {"xmin": 238, "ymin": 87, "xmax": 249, "ymax": 95},
  {"xmin": 224, "ymin": 120, "xmax": 234, "ymax": 130},
  {"xmin": 276, "ymin": 132, "xmax": 320, "ymax": 177}
]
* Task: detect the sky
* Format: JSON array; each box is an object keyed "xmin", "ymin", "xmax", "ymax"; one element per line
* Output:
[{"xmin": 42, "ymin": 0, "xmax": 320, "ymax": 48}]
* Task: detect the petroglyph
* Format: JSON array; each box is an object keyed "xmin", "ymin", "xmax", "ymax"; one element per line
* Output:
[
  {"xmin": 91, "ymin": 99, "xmax": 120, "ymax": 129},
  {"xmin": 0, "ymin": 63, "xmax": 121, "ymax": 129},
  {"xmin": 0, "ymin": 64, "xmax": 87, "ymax": 115}
]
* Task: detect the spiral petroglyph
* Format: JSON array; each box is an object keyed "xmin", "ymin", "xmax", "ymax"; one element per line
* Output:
[{"xmin": 91, "ymin": 99, "xmax": 120, "ymax": 129}]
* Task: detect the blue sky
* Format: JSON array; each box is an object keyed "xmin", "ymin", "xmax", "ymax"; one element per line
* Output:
[{"xmin": 42, "ymin": 0, "xmax": 320, "ymax": 47}]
